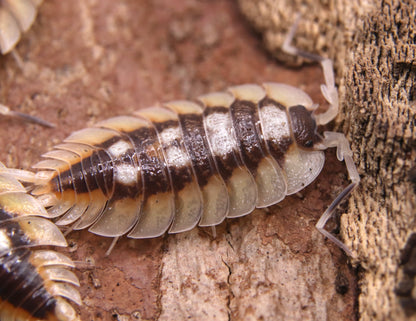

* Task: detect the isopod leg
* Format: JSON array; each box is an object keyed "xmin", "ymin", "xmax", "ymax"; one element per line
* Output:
[
  {"xmin": 0, "ymin": 103, "xmax": 55, "ymax": 128},
  {"xmin": 105, "ymin": 237, "xmax": 120, "ymax": 257},
  {"xmin": 283, "ymin": 18, "xmax": 361, "ymax": 256},
  {"xmin": 315, "ymin": 182, "xmax": 356, "ymax": 256},
  {"xmin": 282, "ymin": 14, "xmax": 339, "ymax": 125},
  {"xmin": 11, "ymin": 49, "xmax": 24, "ymax": 69},
  {"xmin": 315, "ymin": 132, "xmax": 360, "ymax": 257}
]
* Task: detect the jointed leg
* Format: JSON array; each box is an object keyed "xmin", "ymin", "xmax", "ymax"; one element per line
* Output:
[
  {"xmin": 282, "ymin": 14, "xmax": 339, "ymax": 125},
  {"xmin": 282, "ymin": 16, "xmax": 360, "ymax": 256},
  {"xmin": 316, "ymin": 132, "xmax": 360, "ymax": 257},
  {"xmin": 105, "ymin": 236, "xmax": 120, "ymax": 256}
]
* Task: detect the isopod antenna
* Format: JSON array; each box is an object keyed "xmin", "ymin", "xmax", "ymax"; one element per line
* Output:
[
  {"xmin": 0, "ymin": 103, "xmax": 55, "ymax": 128},
  {"xmin": 283, "ymin": 13, "xmax": 360, "ymax": 257}
]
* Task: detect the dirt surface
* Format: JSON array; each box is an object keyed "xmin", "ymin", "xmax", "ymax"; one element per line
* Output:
[{"xmin": 0, "ymin": 1, "xmax": 357, "ymax": 320}]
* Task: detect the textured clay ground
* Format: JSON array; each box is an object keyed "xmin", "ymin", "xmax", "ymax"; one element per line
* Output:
[{"xmin": 0, "ymin": 1, "xmax": 357, "ymax": 320}]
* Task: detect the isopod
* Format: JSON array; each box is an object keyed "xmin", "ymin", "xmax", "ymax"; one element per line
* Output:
[
  {"xmin": 0, "ymin": 0, "xmax": 43, "ymax": 55},
  {"xmin": 0, "ymin": 0, "xmax": 55, "ymax": 128},
  {"xmin": 0, "ymin": 162, "xmax": 81, "ymax": 321},
  {"xmin": 11, "ymin": 17, "xmax": 360, "ymax": 256}
]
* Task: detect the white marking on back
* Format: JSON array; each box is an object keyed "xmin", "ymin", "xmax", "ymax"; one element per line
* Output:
[
  {"xmin": 0, "ymin": 230, "xmax": 11, "ymax": 254},
  {"xmin": 204, "ymin": 112, "xmax": 237, "ymax": 157},
  {"xmin": 114, "ymin": 164, "xmax": 137, "ymax": 186},
  {"xmin": 259, "ymin": 105, "xmax": 291, "ymax": 142},
  {"xmin": 107, "ymin": 140, "xmax": 131, "ymax": 158},
  {"xmin": 159, "ymin": 126, "xmax": 181, "ymax": 143},
  {"xmin": 165, "ymin": 147, "xmax": 189, "ymax": 168},
  {"xmin": 159, "ymin": 127, "xmax": 191, "ymax": 168}
]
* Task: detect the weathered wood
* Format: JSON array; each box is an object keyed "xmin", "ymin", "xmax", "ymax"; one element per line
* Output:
[{"xmin": 238, "ymin": 0, "xmax": 416, "ymax": 320}]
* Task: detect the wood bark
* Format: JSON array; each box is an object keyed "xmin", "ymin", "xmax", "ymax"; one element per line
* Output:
[
  {"xmin": 1, "ymin": 0, "xmax": 413, "ymax": 320},
  {"xmin": 238, "ymin": 0, "xmax": 416, "ymax": 320}
]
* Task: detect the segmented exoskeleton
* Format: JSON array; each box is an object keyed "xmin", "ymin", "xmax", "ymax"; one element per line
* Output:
[
  {"xmin": 10, "ymin": 17, "xmax": 360, "ymax": 256},
  {"xmin": 0, "ymin": 163, "xmax": 81, "ymax": 321},
  {"xmin": 19, "ymin": 86, "xmax": 359, "ymax": 254},
  {"xmin": 0, "ymin": 0, "xmax": 43, "ymax": 55},
  {"xmin": 30, "ymin": 83, "xmax": 335, "ymax": 234}
]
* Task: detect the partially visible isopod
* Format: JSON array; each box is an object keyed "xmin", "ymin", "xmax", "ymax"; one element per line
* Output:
[
  {"xmin": 0, "ymin": 162, "xmax": 81, "ymax": 321},
  {"xmin": 0, "ymin": 0, "xmax": 43, "ymax": 55},
  {"xmin": 0, "ymin": 0, "xmax": 55, "ymax": 128}
]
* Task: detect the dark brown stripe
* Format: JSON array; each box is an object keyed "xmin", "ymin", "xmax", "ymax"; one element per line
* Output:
[
  {"xmin": 87, "ymin": 134, "xmax": 133, "ymax": 198},
  {"xmin": 177, "ymin": 113, "xmax": 216, "ymax": 187},
  {"xmin": 151, "ymin": 119, "xmax": 179, "ymax": 132},
  {"xmin": 151, "ymin": 119, "xmax": 195, "ymax": 191},
  {"xmin": 124, "ymin": 127, "xmax": 172, "ymax": 197},
  {"xmin": 213, "ymin": 153, "xmax": 240, "ymax": 181},
  {"xmin": 52, "ymin": 148, "xmax": 115, "ymax": 199},
  {"xmin": 259, "ymin": 97, "xmax": 285, "ymax": 111},
  {"xmin": 288, "ymin": 105, "xmax": 322, "ymax": 148},
  {"xmin": 0, "ymin": 213, "xmax": 56, "ymax": 319},
  {"xmin": 54, "ymin": 169, "xmax": 74, "ymax": 196},
  {"xmin": 0, "ymin": 248, "xmax": 56, "ymax": 318},
  {"xmin": 81, "ymin": 155, "xmax": 99, "ymax": 192},
  {"xmin": 68, "ymin": 133, "xmax": 143, "ymax": 202},
  {"xmin": 265, "ymin": 137, "xmax": 292, "ymax": 167},
  {"xmin": 160, "ymin": 136, "xmax": 194, "ymax": 191},
  {"xmin": 69, "ymin": 161, "xmax": 89, "ymax": 194},
  {"xmin": 0, "ymin": 209, "xmax": 31, "ymax": 247},
  {"xmin": 203, "ymin": 105, "xmax": 229, "ymax": 115},
  {"xmin": 95, "ymin": 134, "xmax": 122, "ymax": 150},
  {"xmin": 90, "ymin": 149, "xmax": 114, "ymax": 197},
  {"xmin": 259, "ymin": 97, "xmax": 293, "ymax": 165},
  {"xmin": 168, "ymin": 165, "xmax": 194, "ymax": 191},
  {"xmin": 0, "ymin": 207, "xmax": 12, "ymax": 221},
  {"xmin": 230, "ymin": 99, "xmax": 266, "ymax": 171},
  {"xmin": 48, "ymin": 171, "xmax": 62, "ymax": 194}
]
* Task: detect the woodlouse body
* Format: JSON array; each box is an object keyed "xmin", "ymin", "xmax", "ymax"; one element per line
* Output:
[
  {"xmin": 27, "ymin": 82, "xmax": 354, "ymax": 245},
  {"xmin": 0, "ymin": 163, "xmax": 81, "ymax": 321},
  {"xmin": 0, "ymin": 0, "xmax": 43, "ymax": 55}
]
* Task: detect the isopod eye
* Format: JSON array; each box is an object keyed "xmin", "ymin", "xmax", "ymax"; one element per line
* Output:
[
  {"xmin": 288, "ymin": 105, "xmax": 321, "ymax": 149},
  {"xmin": 304, "ymin": 140, "xmax": 314, "ymax": 148}
]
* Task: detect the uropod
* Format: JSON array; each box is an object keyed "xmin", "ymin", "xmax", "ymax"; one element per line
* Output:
[
  {"xmin": 11, "ymin": 18, "xmax": 360, "ymax": 256},
  {"xmin": 0, "ymin": 162, "xmax": 81, "ymax": 321}
]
